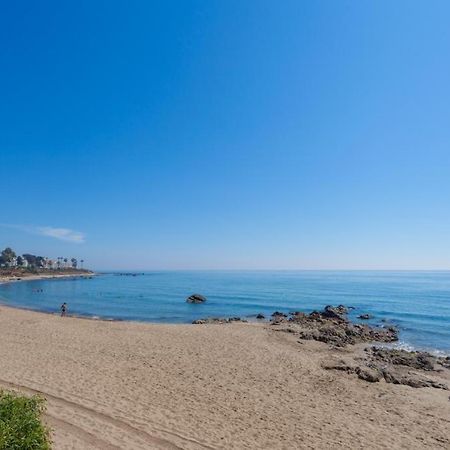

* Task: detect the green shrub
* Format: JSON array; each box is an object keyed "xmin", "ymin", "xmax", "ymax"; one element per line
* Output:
[{"xmin": 0, "ymin": 391, "xmax": 51, "ymax": 449}]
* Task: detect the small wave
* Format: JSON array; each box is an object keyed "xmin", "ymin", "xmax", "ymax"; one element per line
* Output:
[{"xmin": 380, "ymin": 340, "xmax": 450, "ymax": 357}]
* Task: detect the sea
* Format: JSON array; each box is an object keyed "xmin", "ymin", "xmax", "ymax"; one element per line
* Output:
[{"xmin": 0, "ymin": 270, "xmax": 449, "ymax": 355}]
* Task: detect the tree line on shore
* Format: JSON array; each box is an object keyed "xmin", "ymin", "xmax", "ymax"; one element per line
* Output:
[{"xmin": 0, "ymin": 247, "xmax": 85, "ymax": 270}]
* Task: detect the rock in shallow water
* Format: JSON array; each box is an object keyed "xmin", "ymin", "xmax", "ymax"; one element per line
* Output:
[
  {"xmin": 271, "ymin": 305, "xmax": 398, "ymax": 347},
  {"xmin": 186, "ymin": 294, "xmax": 207, "ymax": 304},
  {"xmin": 358, "ymin": 314, "xmax": 373, "ymax": 320}
]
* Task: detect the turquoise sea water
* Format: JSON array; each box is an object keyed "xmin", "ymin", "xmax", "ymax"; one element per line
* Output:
[{"xmin": 1, "ymin": 271, "xmax": 449, "ymax": 354}]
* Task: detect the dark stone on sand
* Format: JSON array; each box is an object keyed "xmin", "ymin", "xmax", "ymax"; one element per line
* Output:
[
  {"xmin": 321, "ymin": 359, "xmax": 357, "ymax": 374},
  {"xmin": 438, "ymin": 357, "xmax": 450, "ymax": 369},
  {"xmin": 355, "ymin": 367, "xmax": 382, "ymax": 382},
  {"xmin": 381, "ymin": 368, "xmax": 448, "ymax": 390},
  {"xmin": 256, "ymin": 314, "xmax": 265, "ymax": 319},
  {"xmin": 311, "ymin": 311, "xmax": 449, "ymax": 390},
  {"xmin": 186, "ymin": 294, "xmax": 207, "ymax": 304},
  {"xmin": 369, "ymin": 347, "xmax": 436, "ymax": 371}
]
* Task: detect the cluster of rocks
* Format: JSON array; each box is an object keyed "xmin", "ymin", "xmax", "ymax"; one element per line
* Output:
[
  {"xmin": 323, "ymin": 347, "xmax": 450, "ymax": 390},
  {"xmin": 270, "ymin": 305, "xmax": 398, "ymax": 347},
  {"xmin": 192, "ymin": 317, "xmax": 248, "ymax": 324}
]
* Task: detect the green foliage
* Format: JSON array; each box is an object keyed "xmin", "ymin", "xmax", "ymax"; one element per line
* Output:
[
  {"xmin": 1, "ymin": 248, "xmax": 16, "ymax": 265},
  {"xmin": 0, "ymin": 391, "xmax": 51, "ymax": 450}
]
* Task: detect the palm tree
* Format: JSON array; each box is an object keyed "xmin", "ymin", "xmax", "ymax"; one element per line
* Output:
[
  {"xmin": 63, "ymin": 258, "xmax": 68, "ymax": 269},
  {"xmin": 80, "ymin": 259, "xmax": 84, "ymax": 269}
]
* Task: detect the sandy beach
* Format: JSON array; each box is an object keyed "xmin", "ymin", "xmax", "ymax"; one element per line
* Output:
[
  {"xmin": 0, "ymin": 272, "xmax": 94, "ymax": 285},
  {"xmin": 0, "ymin": 306, "xmax": 449, "ymax": 449}
]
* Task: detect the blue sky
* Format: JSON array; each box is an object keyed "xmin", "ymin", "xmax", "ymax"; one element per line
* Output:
[{"xmin": 1, "ymin": 1, "xmax": 450, "ymax": 270}]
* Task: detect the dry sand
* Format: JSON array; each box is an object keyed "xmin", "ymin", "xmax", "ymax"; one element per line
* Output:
[{"xmin": 0, "ymin": 305, "xmax": 449, "ymax": 449}]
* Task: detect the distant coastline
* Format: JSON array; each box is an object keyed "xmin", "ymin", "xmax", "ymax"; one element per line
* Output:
[{"xmin": 0, "ymin": 268, "xmax": 95, "ymax": 285}]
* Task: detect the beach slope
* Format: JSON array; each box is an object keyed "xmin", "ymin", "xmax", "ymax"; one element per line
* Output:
[{"xmin": 0, "ymin": 306, "xmax": 449, "ymax": 449}]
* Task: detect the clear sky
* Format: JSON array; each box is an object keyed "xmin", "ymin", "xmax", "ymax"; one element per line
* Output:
[{"xmin": 1, "ymin": 1, "xmax": 450, "ymax": 270}]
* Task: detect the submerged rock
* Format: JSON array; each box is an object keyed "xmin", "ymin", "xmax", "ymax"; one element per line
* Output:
[
  {"xmin": 358, "ymin": 314, "xmax": 373, "ymax": 320},
  {"xmin": 186, "ymin": 294, "xmax": 207, "ymax": 304},
  {"xmin": 256, "ymin": 313, "xmax": 265, "ymax": 319}
]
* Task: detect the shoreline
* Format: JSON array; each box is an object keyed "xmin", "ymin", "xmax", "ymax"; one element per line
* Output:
[
  {"xmin": 1, "ymin": 274, "xmax": 449, "ymax": 357},
  {"xmin": 0, "ymin": 271, "xmax": 96, "ymax": 285},
  {"xmin": 0, "ymin": 305, "xmax": 449, "ymax": 448},
  {"xmin": 1, "ymin": 300, "xmax": 448, "ymax": 357}
]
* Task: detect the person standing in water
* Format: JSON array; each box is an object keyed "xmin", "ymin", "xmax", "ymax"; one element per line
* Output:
[{"xmin": 60, "ymin": 302, "xmax": 67, "ymax": 317}]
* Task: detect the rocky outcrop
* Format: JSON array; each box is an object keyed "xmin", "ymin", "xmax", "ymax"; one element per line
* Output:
[
  {"xmin": 321, "ymin": 305, "xmax": 349, "ymax": 320},
  {"xmin": 186, "ymin": 294, "xmax": 207, "ymax": 304},
  {"xmin": 271, "ymin": 306, "xmax": 398, "ymax": 347},
  {"xmin": 323, "ymin": 347, "xmax": 450, "ymax": 390},
  {"xmin": 381, "ymin": 368, "xmax": 448, "ymax": 389},
  {"xmin": 356, "ymin": 367, "xmax": 382, "ymax": 383},
  {"xmin": 256, "ymin": 313, "xmax": 265, "ymax": 319},
  {"xmin": 368, "ymin": 347, "xmax": 436, "ymax": 371},
  {"xmin": 438, "ymin": 357, "xmax": 450, "ymax": 369}
]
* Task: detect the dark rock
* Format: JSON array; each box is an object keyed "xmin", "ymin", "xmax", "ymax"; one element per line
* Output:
[
  {"xmin": 322, "ymin": 305, "xmax": 348, "ymax": 320},
  {"xmin": 228, "ymin": 317, "xmax": 248, "ymax": 322},
  {"xmin": 186, "ymin": 294, "xmax": 207, "ymax": 304},
  {"xmin": 289, "ymin": 312, "xmax": 307, "ymax": 321},
  {"xmin": 370, "ymin": 348, "xmax": 436, "ymax": 371},
  {"xmin": 192, "ymin": 317, "xmax": 225, "ymax": 324},
  {"xmin": 438, "ymin": 357, "xmax": 450, "ymax": 370},
  {"xmin": 358, "ymin": 314, "xmax": 373, "ymax": 320},
  {"xmin": 356, "ymin": 367, "xmax": 381, "ymax": 382},
  {"xmin": 271, "ymin": 305, "xmax": 398, "ymax": 347},
  {"xmin": 271, "ymin": 311, "xmax": 287, "ymax": 317},
  {"xmin": 256, "ymin": 313, "xmax": 265, "ymax": 319},
  {"xmin": 322, "ymin": 359, "xmax": 356, "ymax": 373},
  {"xmin": 382, "ymin": 369, "xmax": 448, "ymax": 390},
  {"xmin": 320, "ymin": 336, "xmax": 449, "ymax": 390},
  {"xmin": 308, "ymin": 311, "xmax": 323, "ymax": 321}
]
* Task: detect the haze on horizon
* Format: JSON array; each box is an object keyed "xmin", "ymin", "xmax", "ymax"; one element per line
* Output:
[{"xmin": 1, "ymin": 1, "xmax": 450, "ymax": 271}]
